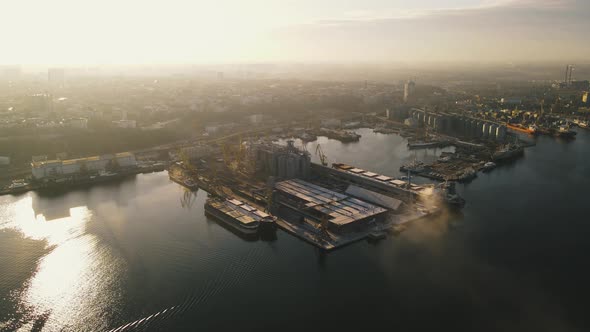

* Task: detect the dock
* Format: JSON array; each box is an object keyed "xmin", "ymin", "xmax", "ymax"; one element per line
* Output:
[{"xmin": 273, "ymin": 207, "xmax": 432, "ymax": 250}]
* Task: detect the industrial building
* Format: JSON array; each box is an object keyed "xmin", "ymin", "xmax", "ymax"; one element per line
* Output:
[
  {"xmin": 254, "ymin": 141, "xmax": 311, "ymax": 179},
  {"xmin": 180, "ymin": 145, "xmax": 213, "ymax": 160},
  {"xmin": 31, "ymin": 152, "xmax": 137, "ymax": 180},
  {"xmin": 409, "ymin": 108, "xmax": 507, "ymax": 141},
  {"xmin": 0, "ymin": 156, "xmax": 9, "ymax": 167},
  {"xmin": 274, "ymin": 179, "xmax": 388, "ymax": 232}
]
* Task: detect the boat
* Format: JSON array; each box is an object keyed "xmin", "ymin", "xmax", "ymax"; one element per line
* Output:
[
  {"xmin": 457, "ymin": 167, "xmax": 477, "ymax": 181},
  {"xmin": 437, "ymin": 181, "xmax": 466, "ymax": 209},
  {"xmin": 367, "ymin": 231, "xmax": 387, "ymax": 242},
  {"xmin": 399, "ymin": 160, "xmax": 425, "ymax": 173},
  {"xmin": 506, "ymin": 123, "xmax": 537, "ymax": 135},
  {"xmin": 8, "ymin": 180, "xmax": 28, "ymax": 189},
  {"xmin": 492, "ymin": 143, "xmax": 524, "ymax": 161},
  {"xmin": 573, "ymin": 119, "xmax": 588, "ymax": 128},
  {"xmin": 407, "ymin": 140, "xmax": 444, "ymax": 149},
  {"xmin": 553, "ymin": 125, "xmax": 577, "ymax": 139},
  {"xmin": 319, "ymin": 128, "xmax": 361, "ymax": 142},
  {"xmin": 299, "ymin": 132, "xmax": 318, "ymax": 142},
  {"xmin": 204, "ymin": 198, "xmax": 274, "ymax": 235},
  {"xmin": 482, "ymin": 161, "xmax": 497, "ymax": 172},
  {"xmin": 99, "ymin": 170, "xmax": 118, "ymax": 177},
  {"xmin": 373, "ymin": 127, "xmax": 397, "ymax": 134},
  {"xmin": 183, "ymin": 179, "xmax": 198, "ymax": 190}
]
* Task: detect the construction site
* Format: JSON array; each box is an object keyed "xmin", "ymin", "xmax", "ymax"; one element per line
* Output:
[{"xmin": 168, "ymin": 135, "xmax": 463, "ymax": 250}]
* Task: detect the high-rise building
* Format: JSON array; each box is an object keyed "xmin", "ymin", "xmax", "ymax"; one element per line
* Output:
[
  {"xmin": 25, "ymin": 94, "xmax": 52, "ymax": 115},
  {"xmin": 403, "ymin": 80, "xmax": 415, "ymax": 103},
  {"xmin": 583, "ymin": 92, "xmax": 589, "ymax": 104},
  {"xmin": 1, "ymin": 65, "xmax": 21, "ymax": 80},
  {"xmin": 48, "ymin": 68, "xmax": 65, "ymax": 87}
]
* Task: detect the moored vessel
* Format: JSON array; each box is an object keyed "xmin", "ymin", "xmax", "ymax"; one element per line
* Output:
[
  {"xmin": 553, "ymin": 125, "xmax": 577, "ymax": 139},
  {"xmin": 506, "ymin": 123, "xmax": 537, "ymax": 135},
  {"xmin": 492, "ymin": 143, "xmax": 524, "ymax": 161},
  {"xmin": 204, "ymin": 197, "xmax": 275, "ymax": 234}
]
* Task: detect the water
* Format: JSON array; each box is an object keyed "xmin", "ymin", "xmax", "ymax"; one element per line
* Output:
[{"xmin": 1, "ymin": 128, "xmax": 589, "ymax": 331}]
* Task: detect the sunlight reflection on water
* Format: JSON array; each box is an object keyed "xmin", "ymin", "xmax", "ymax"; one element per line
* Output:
[{"xmin": 1, "ymin": 193, "xmax": 126, "ymax": 331}]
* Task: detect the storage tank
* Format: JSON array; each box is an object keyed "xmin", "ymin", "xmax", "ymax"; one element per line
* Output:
[
  {"xmin": 496, "ymin": 125, "xmax": 507, "ymax": 141},
  {"xmin": 489, "ymin": 124, "xmax": 498, "ymax": 140},
  {"xmin": 482, "ymin": 122, "xmax": 489, "ymax": 139}
]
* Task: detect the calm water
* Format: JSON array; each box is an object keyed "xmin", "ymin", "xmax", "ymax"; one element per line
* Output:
[{"xmin": 1, "ymin": 128, "xmax": 589, "ymax": 331}]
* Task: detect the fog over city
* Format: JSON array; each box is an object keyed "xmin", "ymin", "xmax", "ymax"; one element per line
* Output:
[
  {"xmin": 2, "ymin": 0, "xmax": 589, "ymax": 65},
  {"xmin": 2, "ymin": 1, "xmax": 590, "ymax": 332}
]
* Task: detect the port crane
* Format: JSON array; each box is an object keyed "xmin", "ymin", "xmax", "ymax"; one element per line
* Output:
[
  {"xmin": 178, "ymin": 148, "xmax": 197, "ymax": 175},
  {"xmin": 315, "ymin": 144, "xmax": 328, "ymax": 166}
]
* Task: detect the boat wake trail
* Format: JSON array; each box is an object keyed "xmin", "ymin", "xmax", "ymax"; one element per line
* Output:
[{"xmin": 107, "ymin": 247, "xmax": 263, "ymax": 331}]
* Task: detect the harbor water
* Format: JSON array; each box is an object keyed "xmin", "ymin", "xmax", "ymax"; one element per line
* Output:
[{"xmin": 1, "ymin": 128, "xmax": 589, "ymax": 331}]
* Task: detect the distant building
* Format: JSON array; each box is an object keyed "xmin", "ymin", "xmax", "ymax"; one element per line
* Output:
[
  {"xmin": 500, "ymin": 97, "xmax": 522, "ymax": 105},
  {"xmin": 320, "ymin": 118, "xmax": 341, "ymax": 128},
  {"xmin": 570, "ymin": 80, "xmax": 589, "ymax": 91},
  {"xmin": 25, "ymin": 94, "xmax": 52, "ymax": 114},
  {"xmin": 403, "ymin": 80, "xmax": 415, "ymax": 103},
  {"xmin": 32, "ymin": 155, "xmax": 48, "ymax": 163},
  {"xmin": 31, "ymin": 152, "xmax": 137, "ymax": 180},
  {"xmin": 48, "ymin": 68, "xmax": 65, "ymax": 87},
  {"xmin": 205, "ymin": 125, "xmax": 219, "ymax": 134},
  {"xmin": 0, "ymin": 156, "xmax": 10, "ymax": 167},
  {"xmin": 112, "ymin": 120, "xmax": 137, "ymax": 129},
  {"xmin": 387, "ymin": 106, "xmax": 411, "ymax": 121},
  {"xmin": 582, "ymin": 92, "xmax": 588, "ymax": 104},
  {"xmin": 249, "ymin": 114, "xmax": 263, "ymax": 124},
  {"xmin": 64, "ymin": 118, "xmax": 88, "ymax": 129},
  {"xmin": 0, "ymin": 65, "xmax": 21, "ymax": 80},
  {"xmin": 180, "ymin": 146, "xmax": 213, "ymax": 160}
]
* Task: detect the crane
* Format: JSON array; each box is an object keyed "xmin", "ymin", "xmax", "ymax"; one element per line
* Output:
[{"xmin": 315, "ymin": 144, "xmax": 328, "ymax": 166}]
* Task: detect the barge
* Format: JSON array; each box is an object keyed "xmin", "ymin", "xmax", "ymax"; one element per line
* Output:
[{"xmin": 204, "ymin": 197, "xmax": 275, "ymax": 235}]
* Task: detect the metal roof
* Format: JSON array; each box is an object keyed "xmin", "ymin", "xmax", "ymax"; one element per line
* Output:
[{"xmin": 275, "ymin": 179, "xmax": 387, "ymax": 226}]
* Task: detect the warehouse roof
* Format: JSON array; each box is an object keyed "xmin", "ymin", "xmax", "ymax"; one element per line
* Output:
[{"xmin": 275, "ymin": 179, "xmax": 387, "ymax": 226}]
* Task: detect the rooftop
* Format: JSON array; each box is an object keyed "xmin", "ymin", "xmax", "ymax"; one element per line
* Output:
[{"xmin": 275, "ymin": 179, "xmax": 387, "ymax": 226}]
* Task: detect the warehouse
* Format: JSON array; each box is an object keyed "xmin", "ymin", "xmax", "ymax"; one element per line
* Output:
[
  {"xmin": 274, "ymin": 179, "xmax": 387, "ymax": 233},
  {"xmin": 31, "ymin": 152, "xmax": 137, "ymax": 180}
]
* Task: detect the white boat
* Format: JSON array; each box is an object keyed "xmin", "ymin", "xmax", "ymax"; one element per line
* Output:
[
  {"xmin": 482, "ymin": 161, "xmax": 497, "ymax": 171},
  {"xmin": 99, "ymin": 171, "xmax": 118, "ymax": 177},
  {"xmin": 8, "ymin": 181, "xmax": 28, "ymax": 189}
]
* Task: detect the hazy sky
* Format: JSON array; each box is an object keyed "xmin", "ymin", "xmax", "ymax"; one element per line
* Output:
[{"xmin": 1, "ymin": 0, "xmax": 588, "ymax": 65}]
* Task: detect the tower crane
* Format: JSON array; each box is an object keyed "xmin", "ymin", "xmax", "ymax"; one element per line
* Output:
[{"xmin": 315, "ymin": 144, "xmax": 328, "ymax": 166}]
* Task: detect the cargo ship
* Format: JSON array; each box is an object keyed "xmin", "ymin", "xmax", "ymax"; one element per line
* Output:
[
  {"xmin": 319, "ymin": 128, "xmax": 361, "ymax": 142},
  {"xmin": 506, "ymin": 123, "xmax": 537, "ymax": 135},
  {"xmin": 407, "ymin": 140, "xmax": 450, "ymax": 150},
  {"xmin": 492, "ymin": 143, "xmax": 524, "ymax": 161},
  {"xmin": 204, "ymin": 198, "xmax": 275, "ymax": 234}
]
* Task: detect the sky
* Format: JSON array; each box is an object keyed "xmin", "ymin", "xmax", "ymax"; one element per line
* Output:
[{"xmin": 1, "ymin": 0, "xmax": 588, "ymax": 65}]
